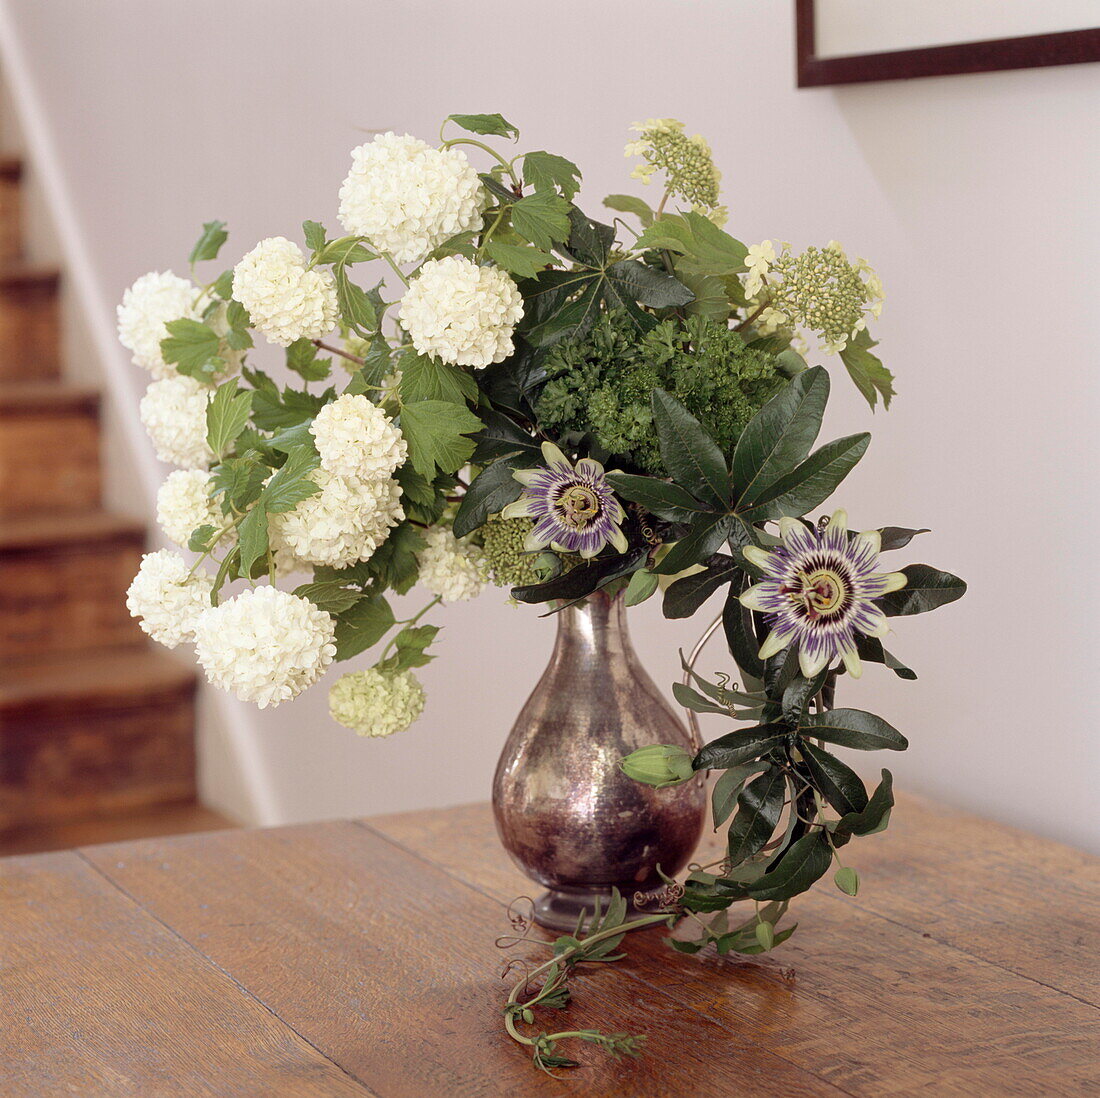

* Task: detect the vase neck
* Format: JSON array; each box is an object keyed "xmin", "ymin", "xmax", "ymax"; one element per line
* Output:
[{"xmin": 552, "ymin": 592, "xmax": 632, "ymax": 664}]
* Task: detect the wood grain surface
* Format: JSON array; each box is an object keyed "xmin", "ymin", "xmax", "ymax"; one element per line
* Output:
[{"xmin": 3, "ymin": 794, "xmax": 1098, "ymax": 1097}]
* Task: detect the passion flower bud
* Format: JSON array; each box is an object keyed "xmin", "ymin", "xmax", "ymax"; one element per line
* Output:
[{"xmin": 620, "ymin": 745, "xmax": 695, "ymax": 788}]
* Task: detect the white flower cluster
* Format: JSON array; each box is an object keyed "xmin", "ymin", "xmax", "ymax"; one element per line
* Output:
[
  {"xmin": 416, "ymin": 526, "xmax": 487, "ymax": 603},
  {"xmin": 139, "ymin": 375, "xmax": 215, "ymax": 468},
  {"xmin": 269, "ymin": 467, "xmax": 404, "ymax": 569},
  {"xmin": 156, "ymin": 469, "xmax": 230, "ymax": 548},
  {"xmin": 338, "ymin": 133, "xmax": 487, "ymax": 265},
  {"xmin": 399, "ymin": 256, "xmax": 523, "ymax": 368},
  {"xmin": 125, "ymin": 550, "xmax": 213, "ymax": 649},
  {"xmin": 193, "ymin": 586, "xmax": 336, "ymax": 709},
  {"xmin": 311, "ymin": 394, "xmax": 407, "ymax": 483},
  {"xmin": 232, "ymin": 237, "xmax": 338, "ymax": 347},
  {"xmin": 117, "ymin": 271, "xmax": 200, "ymax": 379},
  {"xmin": 329, "ymin": 668, "xmax": 426, "ymax": 738}
]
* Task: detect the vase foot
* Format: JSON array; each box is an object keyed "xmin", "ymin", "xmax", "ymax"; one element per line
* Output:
[{"xmin": 533, "ymin": 885, "xmax": 651, "ymax": 932}]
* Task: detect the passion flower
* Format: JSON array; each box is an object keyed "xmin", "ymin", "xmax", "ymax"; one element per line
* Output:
[
  {"xmin": 739, "ymin": 510, "xmax": 906, "ymax": 679},
  {"xmin": 501, "ymin": 442, "xmax": 628, "ymax": 559}
]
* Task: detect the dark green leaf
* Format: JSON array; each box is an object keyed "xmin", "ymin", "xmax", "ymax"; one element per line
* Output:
[
  {"xmin": 523, "ymin": 151, "xmax": 581, "ymax": 199},
  {"xmin": 781, "ymin": 667, "xmax": 828, "ymax": 724},
  {"xmin": 333, "ymin": 266, "xmax": 377, "ymax": 336},
  {"xmin": 363, "ymin": 524, "xmax": 424, "ymax": 595},
  {"xmin": 674, "ymin": 264, "xmax": 730, "ymax": 322},
  {"xmin": 650, "ymin": 514, "xmax": 732, "ymax": 576},
  {"xmin": 187, "ymin": 524, "xmax": 217, "ymax": 553},
  {"xmin": 878, "ymin": 526, "xmax": 930, "ymax": 551},
  {"xmin": 662, "ymin": 556, "xmax": 739, "ymax": 618},
  {"xmin": 711, "ymin": 762, "xmax": 769, "ymax": 827},
  {"xmin": 722, "ymin": 583, "xmax": 764, "ymax": 680},
  {"xmin": 605, "ymin": 259, "xmax": 693, "ymax": 309},
  {"xmin": 800, "ymin": 708, "xmax": 908, "ymax": 751},
  {"xmin": 832, "ymin": 769, "xmax": 894, "ymax": 840},
  {"xmin": 651, "ymin": 389, "xmax": 729, "ymax": 508},
  {"xmin": 447, "ymin": 113, "xmax": 519, "ymax": 139},
  {"xmin": 605, "ymin": 472, "xmax": 710, "ymax": 524},
  {"xmin": 738, "ymin": 433, "xmax": 870, "ymax": 522},
  {"xmin": 879, "ymin": 564, "xmax": 966, "ymax": 617},
  {"xmin": 469, "ymin": 408, "xmax": 541, "ymax": 463},
  {"xmin": 333, "ymin": 596, "xmax": 396, "ymax": 661},
  {"xmin": 398, "ymin": 354, "xmax": 477, "ymax": 404},
  {"xmin": 452, "ymin": 456, "xmax": 526, "ymax": 538},
  {"xmin": 399, "ymin": 400, "xmax": 483, "ymax": 477},
  {"xmin": 800, "ymin": 742, "xmax": 869, "ymax": 816},
  {"xmin": 693, "ymin": 723, "xmax": 786, "ymax": 771},
  {"xmin": 732, "ymin": 366, "xmax": 829, "ymax": 503},
  {"xmin": 747, "ymin": 831, "xmax": 832, "ymax": 901},
  {"xmin": 261, "ymin": 446, "xmax": 321, "ymax": 514},
  {"xmin": 672, "ymin": 681, "xmax": 731, "ymax": 715},
  {"xmin": 189, "ymin": 220, "xmax": 227, "ymax": 264},
  {"xmin": 855, "ymin": 635, "xmax": 917, "ymax": 680},
  {"xmin": 726, "ymin": 768, "xmax": 787, "ymax": 864},
  {"xmin": 510, "ymin": 546, "xmax": 648, "ymax": 606},
  {"xmin": 210, "ymin": 453, "xmax": 266, "ymax": 512}
]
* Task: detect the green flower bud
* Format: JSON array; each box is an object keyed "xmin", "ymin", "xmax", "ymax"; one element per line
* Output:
[{"xmin": 620, "ymin": 744, "xmax": 695, "ymax": 788}]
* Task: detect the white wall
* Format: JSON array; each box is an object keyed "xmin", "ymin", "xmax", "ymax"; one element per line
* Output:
[{"xmin": 4, "ymin": 0, "xmax": 1097, "ymax": 851}]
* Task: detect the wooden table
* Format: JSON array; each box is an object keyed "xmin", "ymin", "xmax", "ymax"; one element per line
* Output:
[{"xmin": 4, "ymin": 795, "xmax": 1098, "ymax": 1096}]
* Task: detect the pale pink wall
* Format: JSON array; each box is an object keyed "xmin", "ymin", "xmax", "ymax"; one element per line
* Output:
[{"xmin": 5, "ymin": 0, "xmax": 1097, "ymax": 849}]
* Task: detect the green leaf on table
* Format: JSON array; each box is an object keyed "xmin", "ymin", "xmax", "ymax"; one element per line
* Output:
[
  {"xmin": 879, "ymin": 564, "xmax": 967, "ymax": 616},
  {"xmin": 485, "ymin": 241, "xmax": 554, "ymax": 279},
  {"xmin": 511, "ymin": 190, "xmax": 572, "ymax": 251},
  {"xmin": 605, "ymin": 472, "xmax": 710, "ymax": 524},
  {"xmin": 189, "ymin": 219, "xmax": 228, "ymax": 264},
  {"xmin": 624, "ymin": 568, "xmax": 659, "ymax": 607},
  {"xmin": 651, "ymin": 389, "xmax": 729, "ymax": 508},
  {"xmin": 205, "ymin": 380, "xmax": 253, "ymax": 460},
  {"xmin": 737, "ymin": 433, "xmax": 870, "ymax": 522},
  {"xmin": 398, "ymin": 354, "xmax": 477, "ymax": 404},
  {"xmin": 732, "ymin": 366, "xmax": 829, "ymax": 503},
  {"xmin": 452, "ymin": 456, "xmax": 527, "ymax": 538},
  {"xmin": 747, "ymin": 831, "xmax": 832, "ymax": 901},
  {"xmin": 800, "ymin": 742, "xmax": 869, "ymax": 817},
  {"xmin": 693, "ymin": 723, "xmax": 786, "ymax": 771},
  {"xmin": 161, "ymin": 318, "xmax": 221, "ymax": 378},
  {"xmin": 447, "ymin": 113, "xmax": 519, "ymax": 139},
  {"xmin": 800, "ymin": 708, "xmax": 908, "ymax": 751},
  {"xmin": 726, "ymin": 767, "xmax": 787, "ymax": 864},
  {"xmin": 333, "ymin": 596, "xmax": 396, "ymax": 661},
  {"xmin": 286, "ymin": 338, "xmax": 331, "ymax": 382},
  {"xmin": 399, "ymin": 399, "xmax": 483, "ymax": 478},
  {"xmin": 602, "ymin": 193, "xmax": 654, "ymax": 227},
  {"xmin": 840, "ymin": 328, "xmax": 895, "ymax": 410},
  {"xmin": 377, "ymin": 624, "xmax": 441, "ymax": 672},
  {"xmin": 523, "ymin": 151, "xmax": 581, "ymax": 200},
  {"xmin": 634, "ymin": 211, "xmax": 747, "ymax": 276}
]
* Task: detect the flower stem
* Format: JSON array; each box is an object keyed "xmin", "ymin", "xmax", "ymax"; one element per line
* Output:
[
  {"xmin": 312, "ymin": 339, "xmax": 365, "ymax": 367},
  {"xmin": 440, "ymin": 136, "xmax": 521, "ymax": 188}
]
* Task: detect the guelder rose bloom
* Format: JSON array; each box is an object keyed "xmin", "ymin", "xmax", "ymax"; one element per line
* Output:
[
  {"xmin": 502, "ymin": 442, "xmax": 628, "ymax": 558},
  {"xmin": 415, "ymin": 526, "xmax": 487, "ymax": 603},
  {"xmin": 310, "ymin": 394, "xmax": 407, "ymax": 484},
  {"xmin": 739, "ymin": 510, "xmax": 907, "ymax": 679},
  {"xmin": 156, "ymin": 469, "xmax": 230, "ymax": 549},
  {"xmin": 139, "ymin": 375, "xmax": 215, "ymax": 469},
  {"xmin": 117, "ymin": 270, "xmax": 201, "ymax": 379},
  {"xmin": 193, "ymin": 586, "xmax": 337, "ymax": 709},
  {"xmin": 329, "ymin": 668, "xmax": 426, "ymax": 738},
  {"xmin": 125, "ymin": 549, "xmax": 213, "ymax": 649},
  {"xmin": 399, "ymin": 256, "xmax": 523, "ymax": 368},
  {"xmin": 337, "ymin": 133, "xmax": 487, "ymax": 265},
  {"xmin": 268, "ymin": 467, "xmax": 404, "ymax": 568},
  {"xmin": 232, "ymin": 236, "xmax": 338, "ymax": 346}
]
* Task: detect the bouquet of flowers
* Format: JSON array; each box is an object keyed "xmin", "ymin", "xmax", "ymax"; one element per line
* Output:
[{"xmin": 118, "ymin": 112, "xmax": 965, "ymax": 1072}]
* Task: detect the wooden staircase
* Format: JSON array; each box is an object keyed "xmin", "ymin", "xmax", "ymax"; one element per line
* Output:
[{"xmin": 0, "ymin": 154, "xmax": 232, "ymax": 854}]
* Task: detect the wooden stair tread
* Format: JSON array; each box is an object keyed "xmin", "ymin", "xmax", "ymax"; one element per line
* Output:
[
  {"xmin": 0, "ymin": 801, "xmax": 233, "ymax": 857},
  {"xmin": 0, "ymin": 381, "xmax": 99, "ymax": 413},
  {"xmin": 0, "ymin": 509, "xmax": 145, "ymax": 551},
  {"xmin": 0, "ymin": 645, "xmax": 195, "ymax": 709}
]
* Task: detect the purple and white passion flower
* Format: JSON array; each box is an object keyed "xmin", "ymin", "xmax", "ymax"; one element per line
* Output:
[
  {"xmin": 501, "ymin": 442, "xmax": 628, "ymax": 559},
  {"xmin": 739, "ymin": 510, "xmax": 906, "ymax": 679}
]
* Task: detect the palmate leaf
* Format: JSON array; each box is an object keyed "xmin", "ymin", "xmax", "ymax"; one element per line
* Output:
[
  {"xmin": 447, "ymin": 112, "xmax": 519, "ymax": 139},
  {"xmin": 840, "ymin": 328, "xmax": 895, "ymax": 410},
  {"xmin": 399, "ymin": 400, "xmax": 483, "ymax": 478},
  {"xmin": 484, "ymin": 241, "xmax": 554, "ymax": 279},
  {"xmin": 602, "ymin": 193, "xmax": 654, "ymax": 227},
  {"xmin": 650, "ymin": 389, "xmax": 728, "ymax": 508},
  {"xmin": 189, "ymin": 219, "xmax": 228, "ymax": 264},
  {"xmin": 397, "ymin": 354, "xmax": 477, "ymax": 405},
  {"xmin": 523, "ymin": 151, "xmax": 582, "ymax": 200},
  {"xmin": 634, "ymin": 211, "xmax": 747, "ymax": 276},
  {"xmin": 511, "ymin": 191, "xmax": 572, "ymax": 251},
  {"xmin": 604, "ymin": 472, "xmax": 711, "ymax": 524},
  {"xmin": 205, "ymin": 380, "xmax": 253, "ymax": 460},
  {"xmin": 333, "ymin": 595, "xmax": 396, "ymax": 661},
  {"xmin": 161, "ymin": 318, "xmax": 221, "ymax": 377}
]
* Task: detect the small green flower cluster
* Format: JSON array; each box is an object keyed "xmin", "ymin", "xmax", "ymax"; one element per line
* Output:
[
  {"xmin": 480, "ymin": 517, "xmax": 544, "ymax": 587},
  {"xmin": 536, "ymin": 312, "xmax": 785, "ymax": 475},
  {"xmin": 625, "ymin": 118, "xmax": 723, "ymax": 216},
  {"xmin": 765, "ymin": 243, "xmax": 879, "ymax": 353}
]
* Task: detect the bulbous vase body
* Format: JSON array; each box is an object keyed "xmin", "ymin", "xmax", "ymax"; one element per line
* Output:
[{"xmin": 492, "ymin": 590, "xmax": 707, "ymax": 930}]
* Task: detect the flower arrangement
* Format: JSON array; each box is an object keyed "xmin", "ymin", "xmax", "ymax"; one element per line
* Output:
[{"xmin": 119, "ymin": 112, "xmax": 965, "ymax": 1073}]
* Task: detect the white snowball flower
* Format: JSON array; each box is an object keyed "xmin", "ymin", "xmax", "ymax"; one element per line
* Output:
[
  {"xmin": 139, "ymin": 375, "xmax": 214, "ymax": 469},
  {"xmin": 416, "ymin": 526, "xmax": 487, "ymax": 603},
  {"xmin": 310, "ymin": 394, "xmax": 407, "ymax": 483},
  {"xmin": 269, "ymin": 468, "xmax": 404, "ymax": 568},
  {"xmin": 193, "ymin": 586, "xmax": 337, "ymax": 709},
  {"xmin": 399, "ymin": 256, "xmax": 523, "ymax": 368},
  {"xmin": 232, "ymin": 236, "xmax": 338, "ymax": 347},
  {"xmin": 155, "ymin": 469, "xmax": 231, "ymax": 549},
  {"xmin": 337, "ymin": 133, "xmax": 487, "ymax": 265},
  {"xmin": 125, "ymin": 549, "xmax": 213, "ymax": 649},
  {"xmin": 117, "ymin": 270, "xmax": 201, "ymax": 379},
  {"xmin": 329, "ymin": 668, "xmax": 426, "ymax": 738}
]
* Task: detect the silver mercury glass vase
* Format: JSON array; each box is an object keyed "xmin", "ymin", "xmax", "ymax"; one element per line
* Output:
[{"xmin": 492, "ymin": 589, "xmax": 707, "ymax": 930}]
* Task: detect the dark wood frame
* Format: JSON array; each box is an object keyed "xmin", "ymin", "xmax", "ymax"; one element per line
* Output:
[{"xmin": 796, "ymin": 0, "xmax": 1100, "ymax": 87}]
